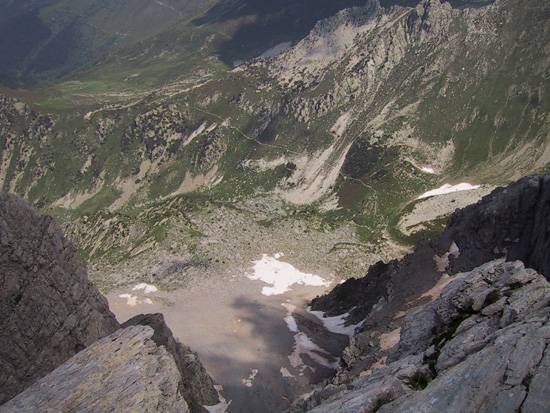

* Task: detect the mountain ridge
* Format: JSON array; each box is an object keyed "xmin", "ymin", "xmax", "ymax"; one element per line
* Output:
[{"xmin": 0, "ymin": 0, "xmax": 546, "ymax": 250}]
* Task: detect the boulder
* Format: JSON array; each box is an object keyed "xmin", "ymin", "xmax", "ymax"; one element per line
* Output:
[
  {"xmin": 123, "ymin": 314, "xmax": 219, "ymax": 412},
  {"xmin": 0, "ymin": 326, "xmax": 189, "ymax": 413}
]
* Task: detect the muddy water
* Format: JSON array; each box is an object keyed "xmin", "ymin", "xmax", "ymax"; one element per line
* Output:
[{"xmin": 107, "ymin": 260, "xmax": 349, "ymax": 413}]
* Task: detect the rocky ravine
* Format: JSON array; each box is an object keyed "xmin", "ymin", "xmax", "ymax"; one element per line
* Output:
[
  {"xmin": 0, "ymin": 193, "xmax": 218, "ymax": 412},
  {"xmin": 1, "ymin": 175, "xmax": 550, "ymax": 412},
  {"xmin": 298, "ymin": 175, "xmax": 550, "ymax": 412}
]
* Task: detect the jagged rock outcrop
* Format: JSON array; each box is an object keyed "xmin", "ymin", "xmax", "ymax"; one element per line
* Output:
[
  {"xmin": 300, "ymin": 260, "xmax": 550, "ymax": 412},
  {"xmin": 312, "ymin": 175, "xmax": 550, "ymax": 321},
  {"xmin": 0, "ymin": 193, "xmax": 119, "ymax": 403},
  {"xmin": 439, "ymin": 174, "xmax": 550, "ymax": 279},
  {"xmin": 0, "ymin": 325, "xmax": 190, "ymax": 413},
  {"xmin": 123, "ymin": 314, "xmax": 219, "ymax": 412},
  {"xmin": 0, "ymin": 194, "xmax": 218, "ymax": 412},
  {"xmin": 304, "ymin": 175, "xmax": 550, "ymax": 412}
]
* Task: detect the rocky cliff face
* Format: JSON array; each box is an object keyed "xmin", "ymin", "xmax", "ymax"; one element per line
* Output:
[
  {"xmin": 300, "ymin": 260, "xmax": 550, "ymax": 413},
  {"xmin": 0, "ymin": 326, "xmax": 190, "ymax": 413},
  {"xmin": 0, "ymin": 192, "xmax": 119, "ymax": 403},
  {"xmin": 439, "ymin": 174, "xmax": 550, "ymax": 278},
  {"xmin": 122, "ymin": 314, "xmax": 219, "ymax": 413},
  {"xmin": 312, "ymin": 175, "xmax": 550, "ymax": 322},
  {"xmin": 0, "ymin": 193, "xmax": 218, "ymax": 412},
  {"xmin": 1, "ymin": 0, "xmax": 547, "ymax": 231},
  {"xmin": 303, "ymin": 175, "xmax": 550, "ymax": 412}
]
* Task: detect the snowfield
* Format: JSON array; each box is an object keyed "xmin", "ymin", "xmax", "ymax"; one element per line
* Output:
[
  {"xmin": 248, "ymin": 254, "xmax": 330, "ymax": 296},
  {"xmin": 418, "ymin": 183, "xmax": 480, "ymax": 199},
  {"xmin": 308, "ymin": 308, "xmax": 362, "ymax": 337}
]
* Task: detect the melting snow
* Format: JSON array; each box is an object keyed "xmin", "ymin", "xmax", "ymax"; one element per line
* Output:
[
  {"xmin": 119, "ymin": 283, "xmax": 158, "ymax": 306},
  {"xmin": 248, "ymin": 254, "xmax": 330, "ymax": 296},
  {"xmin": 132, "ymin": 283, "xmax": 158, "ymax": 294},
  {"xmin": 418, "ymin": 183, "xmax": 480, "ymax": 199},
  {"xmin": 280, "ymin": 367, "xmax": 294, "ymax": 378},
  {"xmin": 420, "ymin": 166, "xmax": 436, "ymax": 174},
  {"xmin": 118, "ymin": 294, "xmax": 153, "ymax": 307},
  {"xmin": 289, "ymin": 332, "xmax": 336, "ymax": 370},
  {"xmin": 282, "ymin": 302, "xmax": 336, "ymax": 371},
  {"xmin": 282, "ymin": 303, "xmax": 299, "ymax": 332},
  {"xmin": 204, "ymin": 385, "xmax": 231, "ymax": 413},
  {"xmin": 241, "ymin": 369, "xmax": 259, "ymax": 387},
  {"xmin": 307, "ymin": 308, "xmax": 362, "ymax": 337},
  {"xmin": 185, "ymin": 122, "xmax": 207, "ymax": 146},
  {"xmin": 118, "ymin": 294, "xmax": 138, "ymax": 306}
]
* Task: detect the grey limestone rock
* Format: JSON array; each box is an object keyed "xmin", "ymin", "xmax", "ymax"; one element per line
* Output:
[
  {"xmin": 0, "ymin": 193, "xmax": 119, "ymax": 403},
  {"xmin": 0, "ymin": 326, "xmax": 190, "ymax": 413},
  {"xmin": 0, "ymin": 194, "xmax": 218, "ymax": 413},
  {"xmin": 302, "ymin": 260, "xmax": 550, "ymax": 413},
  {"xmin": 123, "ymin": 313, "xmax": 219, "ymax": 413}
]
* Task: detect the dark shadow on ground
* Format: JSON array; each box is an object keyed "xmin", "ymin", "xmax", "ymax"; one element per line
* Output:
[
  {"xmin": 191, "ymin": 0, "xmax": 495, "ymax": 66},
  {"xmin": 202, "ymin": 294, "xmax": 349, "ymax": 413}
]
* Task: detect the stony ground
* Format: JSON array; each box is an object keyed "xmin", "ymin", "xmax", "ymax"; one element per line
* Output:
[{"xmin": 87, "ymin": 195, "xmax": 405, "ymax": 293}]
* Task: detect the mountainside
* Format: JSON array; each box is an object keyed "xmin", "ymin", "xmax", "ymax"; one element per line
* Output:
[
  {"xmin": 0, "ymin": 0, "xmax": 383, "ymax": 86},
  {"xmin": 1, "ymin": 177, "xmax": 549, "ymax": 412},
  {"xmin": 296, "ymin": 175, "xmax": 550, "ymax": 412},
  {"xmin": 301, "ymin": 259, "xmax": 550, "ymax": 413},
  {"xmin": 0, "ymin": 0, "xmax": 547, "ymax": 261},
  {"xmin": 311, "ymin": 174, "xmax": 550, "ymax": 322},
  {"xmin": 0, "ymin": 0, "xmax": 214, "ymax": 84},
  {"xmin": 0, "ymin": 192, "xmax": 119, "ymax": 403},
  {"xmin": 0, "ymin": 1, "xmax": 549, "ymax": 410},
  {"xmin": 0, "ymin": 193, "xmax": 218, "ymax": 411}
]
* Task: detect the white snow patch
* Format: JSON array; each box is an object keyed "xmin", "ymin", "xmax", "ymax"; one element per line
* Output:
[
  {"xmin": 248, "ymin": 254, "xmax": 330, "ymax": 296},
  {"xmin": 282, "ymin": 303, "xmax": 299, "ymax": 333},
  {"xmin": 185, "ymin": 122, "xmax": 208, "ymax": 146},
  {"xmin": 280, "ymin": 367, "xmax": 294, "ymax": 378},
  {"xmin": 418, "ymin": 183, "xmax": 480, "ymax": 199},
  {"xmin": 241, "ymin": 369, "xmax": 259, "ymax": 387},
  {"xmin": 281, "ymin": 302, "xmax": 336, "ymax": 372},
  {"xmin": 289, "ymin": 332, "xmax": 336, "ymax": 370},
  {"xmin": 118, "ymin": 294, "xmax": 153, "ymax": 307},
  {"xmin": 118, "ymin": 294, "xmax": 138, "ymax": 306},
  {"xmin": 132, "ymin": 283, "xmax": 158, "ymax": 294},
  {"xmin": 204, "ymin": 385, "xmax": 231, "ymax": 413},
  {"xmin": 420, "ymin": 166, "xmax": 436, "ymax": 174},
  {"xmin": 307, "ymin": 308, "xmax": 362, "ymax": 337}
]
